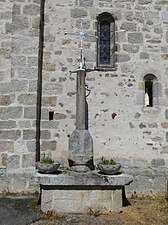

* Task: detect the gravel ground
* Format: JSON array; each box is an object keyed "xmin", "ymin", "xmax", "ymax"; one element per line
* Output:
[
  {"xmin": 0, "ymin": 195, "xmax": 41, "ymax": 225},
  {"xmin": 0, "ymin": 195, "xmax": 167, "ymax": 225},
  {"xmin": 31, "ymin": 197, "xmax": 168, "ymax": 225}
]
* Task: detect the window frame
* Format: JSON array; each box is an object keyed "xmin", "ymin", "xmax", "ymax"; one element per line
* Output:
[
  {"xmin": 144, "ymin": 74, "xmax": 157, "ymax": 108},
  {"xmin": 97, "ymin": 13, "xmax": 115, "ymax": 69}
]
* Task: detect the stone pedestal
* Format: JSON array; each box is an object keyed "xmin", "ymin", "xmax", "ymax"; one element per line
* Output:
[
  {"xmin": 68, "ymin": 130, "xmax": 93, "ymax": 169},
  {"xmin": 35, "ymin": 172, "xmax": 133, "ymax": 213}
]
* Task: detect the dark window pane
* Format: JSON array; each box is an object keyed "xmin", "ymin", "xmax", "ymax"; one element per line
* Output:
[{"xmin": 100, "ymin": 21, "xmax": 110, "ymax": 64}]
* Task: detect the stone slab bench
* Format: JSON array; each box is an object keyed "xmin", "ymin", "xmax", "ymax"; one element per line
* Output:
[{"xmin": 35, "ymin": 171, "xmax": 133, "ymax": 213}]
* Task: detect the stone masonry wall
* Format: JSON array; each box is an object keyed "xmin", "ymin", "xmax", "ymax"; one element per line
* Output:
[
  {"xmin": 0, "ymin": 0, "xmax": 40, "ymax": 193},
  {"xmin": 0, "ymin": 0, "xmax": 168, "ymax": 195}
]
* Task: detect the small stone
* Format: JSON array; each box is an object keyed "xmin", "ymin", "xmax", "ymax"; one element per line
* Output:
[
  {"xmin": 134, "ymin": 112, "xmax": 141, "ymax": 119},
  {"xmin": 151, "ymin": 159, "xmax": 165, "ymax": 166},
  {"xmin": 54, "ymin": 113, "xmax": 67, "ymax": 120},
  {"xmin": 148, "ymin": 123, "xmax": 158, "ymax": 128},
  {"xmin": 79, "ymin": 0, "xmax": 93, "ymax": 6},
  {"xmin": 140, "ymin": 52, "xmax": 149, "ymax": 59},
  {"xmin": 129, "ymin": 122, "xmax": 135, "ymax": 128},
  {"xmin": 139, "ymin": 123, "xmax": 146, "ymax": 129},
  {"xmin": 161, "ymin": 122, "xmax": 168, "ymax": 128},
  {"xmin": 165, "ymin": 109, "xmax": 168, "ymax": 120}
]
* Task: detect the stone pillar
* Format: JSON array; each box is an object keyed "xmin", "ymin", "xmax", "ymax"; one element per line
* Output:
[
  {"xmin": 68, "ymin": 69, "xmax": 94, "ymax": 170},
  {"xmin": 76, "ymin": 70, "xmax": 86, "ymax": 130}
]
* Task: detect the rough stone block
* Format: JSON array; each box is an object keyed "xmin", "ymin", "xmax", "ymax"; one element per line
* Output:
[
  {"xmin": 123, "ymin": 44, "xmax": 140, "ymax": 53},
  {"xmin": 26, "ymin": 140, "xmax": 36, "ymax": 152},
  {"xmin": 45, "ymin": 189, "xmax": 122, "ymax": 213},
  {"xmin": 43, "ymin": 63, "xmax": 56, "ymax": 71},
  {"xmin": 161, "ymin": 146, "xmax": 168, "ymax": 154},
  {"xmin": 7, "ymin": 155, "xmax": 20, "ymax": 170},
  {"xmin": 53, "ymin": 113, "xmax": 67, "ymax": 120},
  {"xmin": 12, "ymin": 16, "xmax": 29, "ymax": 31},
  {"xmin": 42, "ymin": 96, "xmax": 57, "ymax": 107},
  {"xmin": 128, "ymin": 33, "xmax": 143, "ymax": 44},
  {"xmin": 28, "ymin": 80, "xmax": 37, "ymax": 92},
  {"xmin": 23, "ymin": 130, "xmax": 36, "ymax": 140},
  {"xmin": 41, "ymin": 130, "xmax": 51, "ymax": 139},
  {"xmin": 117, "ymin": 53, "xmax": 130, "ymax": 62},
  {"xmin": 0, "ymin": 130, "xmax": 21, "ymax": 140},
  {"xmin": 140, "ymin": 52, "xmax": 149, "ymax": 59},
  {"xmin": 12, "ymin": 176, "xmax": 27, "ymax": 192},
  {"xmin": 19, "ymin": 120, "xmax": 31, "ymax": 129},
  {"xmin": 0, "ymin": 83, "xmax": 12, "ymax": 94},
  {"xmin": 22, "ymin": 153, "xmax": 35, "ymax": 168},
  {"xmin": 0, "ymin": 141, "xmax": 14, "ymax": 152},
  {"xmin": 165, "ymin": 109, "xmax": 168, "ymax": 120},
  {"xmin": 116, "ymin": 32, "xmax": 126, "ymax": 42},
  {"xmin": 0, "ymin": 95, "xmax": 13, "ymax": 106},
  {"xmin": 79, "ymin": 0, "xmax": 93, "ymax": 6},
  {"xmin": 161, "ymin": 122, "xmax": 168, "ymax": 128},
  {"xmin": 23, "ymin": 4, "xmax": 40, "ymax": 15},
  {"xmin": 0, "ymin": 121, "xmax": 16, "ymax": 129},
  {"xmin": 17, "ymin": 94, "xmax": 37, "ymax": 105},
  {"xmin": 12, "ymin": 56, "xmax": 26, "ymax": 66},
  {"xmin": 18, "ymin": 67, "xmax": 38, "ymax": 79},
  {"xmin": 41, "ymin": 121, "xmax": 59, "ymax": 129},
  {"xmin": 0, "ymin": 48, "xmax": 11, "ymax": 59},
  {"xmin": 138, "ymin": 0, "xmax": 152, "ymax": 4},
  {"xmin": 43, "ymin": 83, "xmax": 63, "ymax": 95},
  {"xmin": 151, "ymin": 158, "xmax": 165, "ymax": 166},
  {"xmin": 13, "ymin": 4, "xmax": 21, "ymax": 15},
  {"xmin": 153, "ymin": 82, "xmax": 162, "ymax": 97},
  {"xmin": 28, "ymin": 57, "xmax": 38, "ymax": 67},
  {"xmin": 41, "ymin": 141, "xmax": 57, "ymax": 151},
  {"xmin": 12, "ymin": 80, "xmax": 28, "ymax": 92},
  {"xmin": 121, "ymin": 22, "xmax": 137, "ymax": 31},
  {"xmin": 70, "ymin": 8, "xmax": 88, "ymax": 18}
]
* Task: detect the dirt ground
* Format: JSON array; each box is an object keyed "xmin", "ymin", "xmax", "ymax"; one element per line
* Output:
[{"xmin": 31, "ymin": 196, "xmax": 168, "ymax": 225}]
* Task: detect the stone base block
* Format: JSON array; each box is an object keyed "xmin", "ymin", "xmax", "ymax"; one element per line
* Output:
[
  {"xmin": 41, "ymin": 188, "xmax": 123, "ymax": 213},
  {"xmin": 35, "ymin": 172, "xmax": 133, "ymax": 213}
]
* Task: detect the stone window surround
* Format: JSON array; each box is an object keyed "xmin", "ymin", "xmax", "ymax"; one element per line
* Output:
[
  {"xmin": 137, "ymin": 69, "xmax": 162, "ymax": 113},
  {"xmin": 96, "ymin": 12, "xmax": 115, "ymax": 70}
]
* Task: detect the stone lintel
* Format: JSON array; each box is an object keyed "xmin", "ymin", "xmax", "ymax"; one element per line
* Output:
[{"xmin": 35, "ymin": 172, "xmax": 133, "ymax": 186}]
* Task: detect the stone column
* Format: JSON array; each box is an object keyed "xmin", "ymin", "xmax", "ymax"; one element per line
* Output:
[
  {"xmin": 68, "ymin": 69, "xmax": 94, "ymax": 171},
  {"xmin": 76, "ymin": 70, "xmax": 86, "ymax": 130}
]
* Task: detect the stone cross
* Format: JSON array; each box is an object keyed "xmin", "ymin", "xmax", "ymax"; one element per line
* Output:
[
  {"xmin": 65, "ymin": 19, "xmax": 94, "ymax": 171},
  {"xmin": 65, "ymin": 19, "xmax": 96, "ymax": 70}
]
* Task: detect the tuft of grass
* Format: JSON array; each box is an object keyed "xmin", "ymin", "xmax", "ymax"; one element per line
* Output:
[
  {"xmin": 163, "ymin": 203, "xmax": 168, "ymax": 209},
  {"xmin": 41, "ymin": 211, "xmax": 65, "ymax": 221},
  {"xmin": 40, "ymin": 157, "xmax": 54, "ymax": 164},
  {"xmin": 100, "ymin": 156, "xmax": 116, "ymax": 165},
  {"xmin": 29, "ymin": 199, "xmax": 39, "ymax": 209}
]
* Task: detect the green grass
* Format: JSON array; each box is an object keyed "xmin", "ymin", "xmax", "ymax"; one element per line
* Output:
[
  {"xmin": 100, "ymin": 156, "xmax": 116, "ymax": 165},
  {"xmin": 40, "ymin": 157, "xmax": 54, "ymax": 164}
]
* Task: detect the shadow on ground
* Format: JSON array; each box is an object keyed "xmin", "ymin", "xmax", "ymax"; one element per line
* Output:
[{"xmin": 0, "ymin": 195, "xmax": 41, "ymax": 225}]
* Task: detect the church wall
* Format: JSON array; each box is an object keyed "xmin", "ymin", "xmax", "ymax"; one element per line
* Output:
[
  {"xmin": 0, "ymin": 0, "xmax": 40, "ymax": 193},
  {"xmin": 0, "ymin": 0, "xmax": 168, "ymax": 195}
]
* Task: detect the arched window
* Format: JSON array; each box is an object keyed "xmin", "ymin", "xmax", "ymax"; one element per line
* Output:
[
  {"xmin": 144, "ymin": 74, "xmax": 158, "ymax": 107},
  {"xmin": 97, "ymin": 13, "xmax": 115, "ymax": 68}
]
